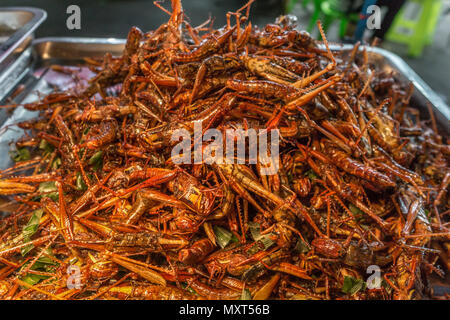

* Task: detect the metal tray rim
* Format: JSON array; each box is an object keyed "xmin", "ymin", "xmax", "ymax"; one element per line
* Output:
[{"xmin": 33, "ymin": 36, "xmax": 126, "ymax": 46}]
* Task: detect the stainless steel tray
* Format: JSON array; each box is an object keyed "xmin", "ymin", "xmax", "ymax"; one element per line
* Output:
[
  {"xmin": 0, "ymin": 7, "xmax": 46, "ymax": 59},
  {"xmin": 0, "ymin": 37, "xmax": 448, "ymax": 170},
  {"xmin": 0, "ymin": 7, "xmax": 47, "ymax": 102}
]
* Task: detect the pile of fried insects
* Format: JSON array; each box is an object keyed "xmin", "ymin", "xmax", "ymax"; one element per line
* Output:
[{"xmin": 0, "ymin": 0, "xmax": 448, "ymax": 300}]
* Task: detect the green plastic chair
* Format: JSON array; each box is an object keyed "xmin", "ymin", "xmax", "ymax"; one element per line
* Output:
[
  {"xmin": 307, "ymin": 0, "xmax": 359, "ymax": 39},
  {"xmin": 285, "ymin": 0, "xmax": 312, "ymax": 13},
  {"xmin": 386, "ymin": 0, "xmax": 443, "ymax": 57},
  {"xmin": 301, "ymin": 0, "xmax": 312, "ymax": 8}
]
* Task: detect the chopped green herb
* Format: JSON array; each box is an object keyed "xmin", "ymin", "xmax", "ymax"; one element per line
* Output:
[
  {"xmin": 424, "ymin": 209, "xmax": 431, "ymax": 221},
  {"xmin": 38, "ymin": 181, "xmax": 59, "ymax": 201},
  {"xmin": 78, "ymin": 147, "xmax": 85, "ymax": 159},
  {"xmin": 180, "ymin": 283, "xmax": 198, "ymax": 295},
  {"xmin": 258, "ymin": 236, "xmax": 274, "ymax": 249},
  {"xmin": 342, "ymin": 276, "xmax": 366, "ymax": 295},
  {"xmin": 240, "ymin": 288, "xmax": 252, "ymax": 300},
  {"xmin": 39, "ymin": 139, "xmax": 54, "ymax": 155},
  {"xmin": 10, "ymin": 148, "xmax": 30, "ymax": 162},
  {"xmin": 21, "ymin": 209, "xmax": 44, "ymax": 256},
  {"xmin": 213, "ymin": 226, "xmax": 233, "ymax": 249},
  {"xmin": 76, "ymin": 173, "xmax": 88, "ymax": 191},
  {"xmin": 230, "ymin": 233, "xmax": 240, "ymax": 243},
  {"xmin": 51, "ymin": 157, "xmax": 61, "ymax": 169},
  {"xmin": 20, "ymin": 250, "xmax": 59, "ymax": 285},
  {"xmin": 247, "ymin": 241, "xmax": 265, "ymax": 255},
  {"xmin": 88, "ymin": 151, "xmax": 103, "ymax": 171},
  {"xmin": 22, "ymin": 210, "xmax": 43, "ymax": 239},
  {"xmin": 380, "ymin": 279, "xmax": 391, "ymax": 293},
  {"xmin": 88, "ymin": 151, "xmax": 103, "ymax": 165},
  {"xmin": 38, "ymin": 181, "xmax": 57, "ymax": 194},
  {"xmin": 293, "ymin": 239, "xmax": 310, "ymax": 254},
  {"xmin": 304, "ymin": 170, "xmax": 318, "ymax": 180},
  {"xmin": 249, "ymin": 222, "xmax": 262, "ymax": 241},
  {"xmin": 349, "ymin": 204, "xmax": 364, "ymax": 220},
  {"xmin": 20, "ymin": 273, "xmax": 48, "ymax": 286},
  {"xmin": 248, "ymin": 222, "xmax": 274, "ymax": 250}
]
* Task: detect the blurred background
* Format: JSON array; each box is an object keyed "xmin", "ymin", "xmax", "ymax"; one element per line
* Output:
[{"xmin": 2, "ymin": 0, "xmax": 450, "ymax": 102}]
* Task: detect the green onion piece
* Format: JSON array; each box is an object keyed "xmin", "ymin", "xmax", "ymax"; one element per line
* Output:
[
  {"xmin": 88, "ymin": 151, "xmax": 103, "ymax": 171},
  {"xmin": 39, "ymin": 139, "xmax": 54, "ymax": 155},
  {"xmin": 342, "ymin": 276, "xmax": 366, "ymax": 295},
  {"xmin": 38, "ymin": 181, "xmax": 57, "ymax": 194},
  {"xmin": 293, "ymin": 239, "xmax": 310, "ymax": 254},
  {"xmin": 20, "ymin": 250, "xmax": 59, "ymax": 285},
  {"xmin": 240, "ymin": 288, "xmax": 252, "ymax": 300},
  {"xmin": 248, "ymin": 222, "xmax": 274, "ymax": 250},
  {"xmin": 258, "ymin": 236, "xmax": 274, "ymax": 250},
  {"xmin": 88, "ymin": 151, "xmax": 103, "ymax": 165},
  {"xmin": 76, "ymin": 173, "xmax": 88, "ymax": 191},
  {"xmin": 424, "ymin": 209, "xmax": 431, "ymax": 221},
  {"xmin": 213, "ymin": 226, "xmax": 233, "ymax": 249},
  {"xmin": 230, "ymin": 233, "xmax": 240, "ymax": 243},
  {"xmin": 349, "ymin": 204, "xmax": 364, "ymax": 219},
  {"xmin": 20, "ymin": 273, "xmax": 48, "ymax": 286},
  {"xmin": 247, "ymin": 242, "xmax": 264, "ymax": 255},
  {"xmin": 21, "ymin": 209, "xmax": 44, "ymax": 256},
  {"xmin": 249, "ymin": 222, "xmax": 262, "ymax": 241},
  {"xmin": 51, "ymin": 157, "xmax": 61, "ymax": 169},
  {"xmin": 304, "ymin": 169, "xmax": 318, "ymax": 180},
  {"xmin": 10, "ymin": 148, "xmax": 31, "ymax": 162},
  {"xmin": 38, "ymin": 181, "xmax": 59, "ymax": 201},
  {"xmin": 180, "ymin": 283, "xmax": 198, "ymax": 295}
]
